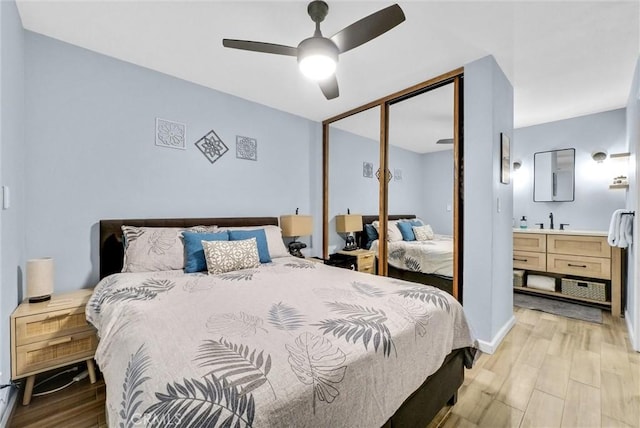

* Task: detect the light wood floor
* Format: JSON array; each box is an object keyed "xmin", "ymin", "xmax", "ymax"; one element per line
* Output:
[{"xmin": 439, "ymin": 306, "xmax": 640, "ymax": 428}]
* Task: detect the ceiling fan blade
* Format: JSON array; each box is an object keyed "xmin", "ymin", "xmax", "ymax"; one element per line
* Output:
[
  {"xmin": 319, "ymin": 75, "xmax": 339, "ymax": 100},
  {"xmin": 330, "ymin": 4, "xmax": 405, "ymax": 54},
  {"xmin": 436, "ymin": 138, "xmax": 454, "ymax": 145},
  {"xmin": 222, "ymin": 39, "xmax": 298, "ymax": 56}
]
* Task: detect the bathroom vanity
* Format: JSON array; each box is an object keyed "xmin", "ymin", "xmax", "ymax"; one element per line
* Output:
[{"xmin": 513, "ymin": 229, "xmax": 623, "ymax": 316}]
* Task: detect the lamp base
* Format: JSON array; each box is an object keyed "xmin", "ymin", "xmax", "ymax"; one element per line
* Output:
[
  {"xmin": 342, "ymin": 235, "xmax": 358, "ymax": 251},
  {"xmin": 288, "ymin": 240, "xmax": 307, "ymax": 258},
  {"xmin": 28, "ymin": 295, "xmax": 51, "ymax": 303}
]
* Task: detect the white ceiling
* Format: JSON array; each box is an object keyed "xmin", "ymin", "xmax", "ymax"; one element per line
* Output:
[
  {"xmin": 332, "ymin": 82, "xmax": 454, "ymax": 153},
  {"xmin": 16, "ymin": 0, "xmax": 639, "ymax": 134}
]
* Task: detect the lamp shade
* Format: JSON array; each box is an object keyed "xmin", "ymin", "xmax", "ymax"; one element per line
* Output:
[
  {"xmin": 336, "ymin": 214, "xmax": 363, "ymax": 233},
  {"xmin": 280, "ymin": 215, "xmax": 313, "ymax": 237},
  {"xmin": 26, "ymin": 258, "xmax": 54, "ymax": 303}
]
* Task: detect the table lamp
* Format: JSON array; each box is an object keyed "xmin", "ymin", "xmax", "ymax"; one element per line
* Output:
[
  {"xmin": 26, "ymin": 258, "xmax": 54, "ymax": 303},
  {"xmin": 336, "ymin": 213, "xmax": 363, "ymax": 251},
  {"xmin": 280, "ymin": 211, "xmax": 313, "ymax": 258}
]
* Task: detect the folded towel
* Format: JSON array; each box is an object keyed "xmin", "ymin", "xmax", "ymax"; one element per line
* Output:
[
  {"xmin": 608, "ymin": 209, "xmax": 623, "ymax": 247},
  {"xmin": 623, "ymin": 214, "xmax": 633, "ymax": 246},
  {"xmin": 527, "ymin": 274, "xmax": 556, "ymax": 292}
]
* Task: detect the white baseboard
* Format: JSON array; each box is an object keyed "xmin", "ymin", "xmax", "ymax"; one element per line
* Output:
[
  {"xmin": 625, "ymin": 310, "xmax": 639, "ymax": 352},
  {"xmin": 477, "ymin": 315, "xmax": 516, "ymax": 354},
  {"xmin": 0, "ymin": 387, "xmax": 17, "ymax": 428}
]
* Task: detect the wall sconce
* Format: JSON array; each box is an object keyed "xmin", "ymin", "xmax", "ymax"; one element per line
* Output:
[
  {"xmin": 591, "ymin": 151, "xmax": 608, "ymax": 163},
  {"xmin": 513, "ymin": 161, "xmax": 522, "ymax": 171}
]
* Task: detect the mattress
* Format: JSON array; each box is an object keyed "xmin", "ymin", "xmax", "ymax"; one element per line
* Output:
[
  {"xmin": 370, "ymin": 235, "xmax": 454, "ymax": 278},
  {"xmin": 87, "ymin": 256, "xmax": 474, "ymax": 427}
]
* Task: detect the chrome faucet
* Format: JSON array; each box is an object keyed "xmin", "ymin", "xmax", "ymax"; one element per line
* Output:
[{"xmin": 549, "ymin": 212, "xmax": 554, "ymax": 230}]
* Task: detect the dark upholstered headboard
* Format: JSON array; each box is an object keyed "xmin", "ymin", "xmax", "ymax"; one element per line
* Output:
[
  {"xmin": 358, "ymin": 214, "xmax": 416, "ymax": 248},
  {"xmin": 99, "ymin": 217, "xmax": 279, "ymax": 279}
]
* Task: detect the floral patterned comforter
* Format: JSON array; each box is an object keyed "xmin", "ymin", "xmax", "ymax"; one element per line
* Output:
[
  {"xmin": 87, "ymin": 257, "xmax": 476, "ymax": 427},
  {"xmin": 370, "ymin": 235, "xmax": 454, "ymax": 278}
]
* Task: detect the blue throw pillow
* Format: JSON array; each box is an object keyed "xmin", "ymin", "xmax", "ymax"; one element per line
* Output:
[
  {"xmin": 364, "ymin": 224, "xmax": 378, "ymax": 243},
  {"xmin": 410, "ymin": 219, "xmax": 424, "ymax": 227},
  {"xmin": 397, "ymin": 221, "xmax": 416, "ymax": 241},
  {"xmin": 228, "ymin": 229, "xmax": 271, "ymax": 263},
  {"xmin": 183, "ymin": 231, "xmax": 229, "ymax": 273}
]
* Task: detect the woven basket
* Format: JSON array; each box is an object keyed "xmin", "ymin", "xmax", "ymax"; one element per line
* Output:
[
  {"xmin": 513, "ymin": 270, "xmax": 525, "ymax": 287},
  {"xmin": 561, "ymin": 278, "xmax": 607, "ymax": 302}
]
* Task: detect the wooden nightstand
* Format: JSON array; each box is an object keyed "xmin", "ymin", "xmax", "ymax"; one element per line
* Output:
[
  {"xmin": 335, "ymin": 249, "xmax": 376, "ymax": 274},
  {"xmin": 11, "ymin": 289, "xmax": 98, "ymax": 405}
]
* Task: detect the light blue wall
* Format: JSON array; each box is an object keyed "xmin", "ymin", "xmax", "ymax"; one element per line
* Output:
[
  {"xmin": 0, "ymin": 0, "xmax": 25, "ymax": 404},
  {"xmin": 420, "ymin": 150, "xmax": 453, "ymax": 235},
  {"xmin": 24, "ymin": 32, "xmax": 320, "ymax": 291},
  {"xmin": 327, "ymin": 127, "xmax": 380, "ymax": 252},
  {"xmin": 513, "ymin": 109, "xmax": 627, "ymax": 231},
  {"xmin": 463, "ymin": 55, "xmax": 514, "ymax": 349},
  {"xmin": 625, "ymin": 57, "xmax": 639, "ymax": 351},
  {"xmin": 327, "ymin": 126, "xmax": 442, "ymax": 252}
]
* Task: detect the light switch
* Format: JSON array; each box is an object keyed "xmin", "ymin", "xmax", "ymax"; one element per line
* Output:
[
  {"xmin": 497, "ymin": 197, "xmax": 501, "ymax": 213},
  {"xmin": 446, "ymin": 203, "xmax": 452, "ymax": 212}
]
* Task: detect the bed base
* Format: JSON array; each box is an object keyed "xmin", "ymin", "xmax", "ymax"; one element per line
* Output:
[
  {"xmin": 383, "ymin": 348, "xmax": 465, "ymax": 428},
  {"xmin": 358, "ymin": 214, "xmax": 454, "ymax": 295},
  {"xmin": 388, "ymin": 265, "xmax": 454, "ymax": 296}
]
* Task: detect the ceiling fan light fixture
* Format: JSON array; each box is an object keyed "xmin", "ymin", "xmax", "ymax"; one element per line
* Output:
[{"xmin": 297, "ymin": 37, "xmax": 338, "ymax": 81}]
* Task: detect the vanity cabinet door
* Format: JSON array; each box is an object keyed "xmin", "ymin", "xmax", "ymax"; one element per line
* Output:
[
  {"xmin": 513, "ymin": 233, "xmax": 546, "ymax": 252},
  {"xmin": 547, "ymin": 235, "xmax": 610, "ymax": 258}
]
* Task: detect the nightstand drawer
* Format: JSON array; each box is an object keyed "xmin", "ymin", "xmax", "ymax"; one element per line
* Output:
[
  {"xmin": 15, "ymin": 307, "xmax": 91, "ymax": 346},
  {"xmin": 15, "ymin": 329, "xmax": 98, "ymax": 378},
  {"xmin": 359, "ymin": 253, "xmax": 375, "ymax": 265}
]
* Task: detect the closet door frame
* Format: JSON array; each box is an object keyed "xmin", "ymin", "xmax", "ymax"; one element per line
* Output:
[{"xmin": 322, "ymin": 68, "xmax": 464, "ymax": 301}]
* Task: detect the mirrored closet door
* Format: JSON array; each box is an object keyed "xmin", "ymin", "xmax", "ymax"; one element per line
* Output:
[
  {"xmin": 386, "ymin": 82, "xmax": 456, "ymax": 294},
  {"xmin": 323, "ymin": 70, "xmax": 463, "ymax": 300}
]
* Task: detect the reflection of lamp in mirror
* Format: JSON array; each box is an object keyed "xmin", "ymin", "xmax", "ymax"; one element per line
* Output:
[
  {"xmin": 336, "ymin": 212, "xmax": 363, "ymax": 251},
  {"xmin": 280, "ymin": 211, "xmax": 313, "ymax": 258}
]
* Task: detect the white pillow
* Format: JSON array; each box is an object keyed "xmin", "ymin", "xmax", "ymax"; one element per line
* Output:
[
  {"xmin": 217, "ymin": 225, "xmax": 289, "ymax": 258},
  {"xmin": 203, "ymin": 238, "xmax": 260, "ymax": 274},
  {"xmin": 372, "ymin": 220, "xmax": 403, "ymax": 242},
  {"xmin": 413, "ymin": 225, "xmax": 435, "ymax": 241}
]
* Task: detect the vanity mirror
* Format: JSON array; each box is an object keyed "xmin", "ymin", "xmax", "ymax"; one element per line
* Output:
[{"xmin": 533, "ymin": 148, "xmax": 575, "ymax": 202}]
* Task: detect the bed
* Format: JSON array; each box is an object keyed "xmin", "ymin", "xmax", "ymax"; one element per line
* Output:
[
  {"xmin": 358, "ymin": 215, "xmax": 454, "ymax": 295},
  {"xmin": 91, "ymin": 217, "xmax": 476, "ymax": 427}
]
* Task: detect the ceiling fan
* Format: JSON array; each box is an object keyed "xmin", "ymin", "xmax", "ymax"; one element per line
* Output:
[{"xmin": 222, "ymin": 1, "xmax": 405, "ymax": 100}]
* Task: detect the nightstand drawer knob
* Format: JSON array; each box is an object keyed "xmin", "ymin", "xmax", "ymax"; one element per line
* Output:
[{"xmin": 47, "ymin": 336, "xmax": 73, "ymax": 346}]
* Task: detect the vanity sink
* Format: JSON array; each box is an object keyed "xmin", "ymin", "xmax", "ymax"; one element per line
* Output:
[{"xmin": 513, "ymin": 228, "xmax": 607, "ymax": 237}]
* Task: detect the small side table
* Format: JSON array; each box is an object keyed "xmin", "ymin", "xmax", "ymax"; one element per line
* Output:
[
  {"xmin": 334, "ymin": 249, "xmax": 376, "ymax": 274},
  {"xmin": 11, "ymin": 289, "xmax": 98, "ymax": 405}
]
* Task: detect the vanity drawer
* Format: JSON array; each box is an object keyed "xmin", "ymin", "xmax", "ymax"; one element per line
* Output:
[
  {"xmin": 513, "ymin": 233, "xmax": 546, "ymax": 252},
  {"xmin": 547, "ymin": 254, "xmax": 611, "ymax": 279},
  {"xmin": 513, "ymin": 251, "xmax": 546, "ymax": 271},
  {"xmin": 547, "ymin": 235, "xmax": 611, "ymax": 258}
]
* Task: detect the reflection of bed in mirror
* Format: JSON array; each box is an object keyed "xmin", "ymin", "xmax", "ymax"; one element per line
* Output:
[{"xmin": 358, "ymin": 215, "xmax": 454, "ymax": 295}]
